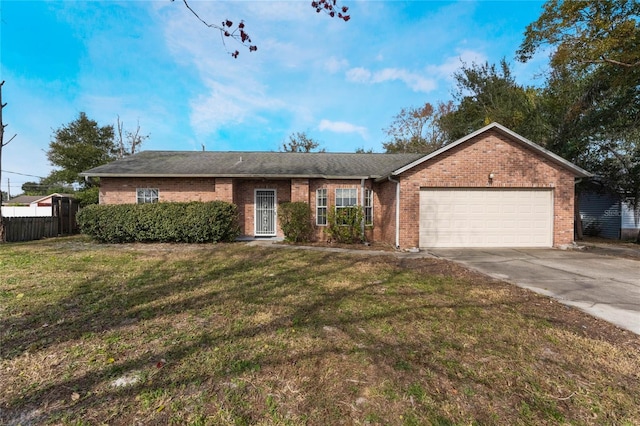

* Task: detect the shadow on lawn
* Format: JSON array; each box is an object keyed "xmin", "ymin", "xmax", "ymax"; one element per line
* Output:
[{"xmin": 0, "ymin": 244, "xmax": 556, "ymax": 423}]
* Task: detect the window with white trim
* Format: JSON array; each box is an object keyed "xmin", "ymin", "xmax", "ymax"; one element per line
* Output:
[
  {"xmin": 335, "ymin": 188, "xmax": 358, "ymax": 225},
  {"xmin": 364, "ymin": 188, "xmax": 373, "ymax": 226},
  {"xmin": 136, "ymin": 188, "xmax": 159, "ymax": 204},
  {"xmin": 316, "ymin": 188, "xmax": 327, "ymax": 226}
]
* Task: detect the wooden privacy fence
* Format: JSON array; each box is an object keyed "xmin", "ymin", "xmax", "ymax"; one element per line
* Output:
[
  {"xmin": 3, "ymin": 196, "xmax": 80, "ymax": 242},
  {"xmin": 4, "ymin": 217, "xmax": 59, "ymax": 242}
]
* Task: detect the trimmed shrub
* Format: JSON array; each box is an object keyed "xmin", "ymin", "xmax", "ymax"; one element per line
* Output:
[
  {"xmin": 77, "ymin": 201, "xmax": 240, "ymax": 243},
  {"xmin": 326, "ymin": 205, "xmax": 365, "ymax": 244},
  {"xmin": 278, "ymin": 202, "xmax": 313, "ymax": 243}
]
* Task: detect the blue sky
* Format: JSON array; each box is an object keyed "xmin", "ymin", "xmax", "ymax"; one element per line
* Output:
[{"xmin": 1, "ymin": 0, "xmax": 549, "ymax": 194}]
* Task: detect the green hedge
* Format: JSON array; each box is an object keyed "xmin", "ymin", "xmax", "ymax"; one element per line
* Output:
[
  {"xmin": 77, "ymin": 201, "xmax": 240, "ymax": 243},
  {"xmin": 278, "ymin": 202, "xmax": 313, "ymax": 243}
]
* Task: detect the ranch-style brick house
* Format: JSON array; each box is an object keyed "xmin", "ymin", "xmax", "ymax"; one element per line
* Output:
[{"xmin": 81, "ymin": 123, "xmax": 592, "ymax": 248}]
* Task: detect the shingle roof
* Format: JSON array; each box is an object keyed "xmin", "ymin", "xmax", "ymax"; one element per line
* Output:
[
  {"xmin": 81, "ymin": 151, "xmax": 425, "ymax": 179},
  {"xmin": 3, "ymin": 195, "xmax": 41, "ymax": 205},
  {"xmin": 2, "ymin": 193, "xmax": 75, "ymax": 206}
]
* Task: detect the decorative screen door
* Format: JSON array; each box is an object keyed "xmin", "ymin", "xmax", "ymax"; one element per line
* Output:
[{"xmin": 255, "ymin": 189, "xmax": 277, "ymax": 236}]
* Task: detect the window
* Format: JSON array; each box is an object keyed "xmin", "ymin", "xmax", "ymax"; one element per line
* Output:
[
  {"xmin": 335, "ymin": 188, "xmax": 358, "ymax": 225},
  {"xmin": 316, "ymin": 188, "xmax": 327, "ymax": 225},
  {"xmin": 364, "ymin": 188, "xmax": 373, "ymax": 226},
  {"xmin": 137, "ymin": 188, "xmax": 159, "ymax": 204}
]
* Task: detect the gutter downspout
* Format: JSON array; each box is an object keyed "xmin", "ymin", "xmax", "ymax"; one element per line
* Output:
[
  {"xmin": 360, "ymin": 178, "xmax": 366, "ymax": 239},
  {"xmin": 388, "ymin": 176, "xmax": 400, "ymax": 249},
  {"xmin": 574, "ymin": 178, "xmax": 583, "ymax": 241}
]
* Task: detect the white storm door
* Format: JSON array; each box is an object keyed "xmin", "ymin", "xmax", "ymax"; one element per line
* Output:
[{"xmin": 255, "ymin": 189, "xmax": 277, "ymax": 236}]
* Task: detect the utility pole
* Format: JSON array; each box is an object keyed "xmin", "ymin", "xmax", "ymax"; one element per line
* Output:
[{"xmin": 0, "ymin": 81, "xmax": 18, "ymax": 242}]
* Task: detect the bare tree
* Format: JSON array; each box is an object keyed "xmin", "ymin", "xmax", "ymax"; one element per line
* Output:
[
  {"xmin": 0, "ymin": 81, "xmax": 18, "ymax": 242},
  {"xmin": 116, "ymin": 115, "xmax": 149, "ymax": 159}
]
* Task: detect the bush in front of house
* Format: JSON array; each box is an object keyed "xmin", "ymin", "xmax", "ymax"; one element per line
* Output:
[
  {"xmin": 278, "ymin": 202, "xmax": 313, "ymax": 243},
  {"xmin": 326, "ymin": 205, "xmax": 365, "ymax": 244},
  {"xmin": 77, "ymin": 201, "xmax": 240, "ymax": 243}
]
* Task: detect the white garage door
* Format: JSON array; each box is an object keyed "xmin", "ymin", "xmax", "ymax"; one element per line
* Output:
[{"xmin": 419, "ymin": 189, "xmax": 553, "ymax": 248}]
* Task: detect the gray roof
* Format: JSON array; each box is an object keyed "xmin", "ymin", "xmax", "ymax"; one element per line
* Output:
[
  {"xmin": 81, "ymin": 151, "xmax": 425, "ymax": 179},
  {"xmin": 2, "ymin": 193, "xmax": 74, "ymax": 206},
  {"xmin": 82, "ymin": 124, "xmax": 592, "ymax": 181},
  {"xmin": 3, "ymin": 195, "xmax": 42, "ymax": 205}
]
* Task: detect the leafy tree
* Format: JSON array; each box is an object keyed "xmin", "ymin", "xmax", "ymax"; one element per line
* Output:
[
  {"xmin": 22, "ymin": 178, "xmax": 74, "ymax": 196},
  {"xmin": 21, "ymin": 181, "xmax": 45, "ymax": 196},
  {"xmin": 520, "ymin": 0, "xmax": 640, "ymax": 147},
  {"xmin": 438, "ymin": 59, "xmax": 546, "ymax": 143},
  {"xmin": 518, "ymin": 0, "xmax": 640, "ymax": 70},
  {"xmin": 519, "ymin": 0, "xmax": 640, "ymax": 241},
  {"xmin": 281, "ymin": 132, "xmax": 325, "ymax": 153},
  {"xmin": 75, "ymin": 186, "xmax": 100, "ymax": 207},
  {"xmin": 355, "ymin": 147, "xmax": 374, "ymax": 154},
  {"xmin": 46, "ymin": 112, "xmax": 116, "ymax": 188},
  {"xmin": 176, "ymin": 0, "xmax": 350, "ymax": 58},
  {"xmin": 382, "ymin": 102, "xmax": 452, "ymax": 154}
]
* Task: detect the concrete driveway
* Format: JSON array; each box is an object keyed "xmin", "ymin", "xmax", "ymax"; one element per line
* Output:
[{"xmin": 427, "ymin": 248, "xmax": 640, "ymax": 335}]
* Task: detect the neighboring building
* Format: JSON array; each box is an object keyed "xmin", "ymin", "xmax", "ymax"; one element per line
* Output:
[
  {"xmin": 81, "ymin": 123, "xmax": 592, "ymax": 248},
  {"xmin": 580, "ymin": 189, "xmax": 640, "ymax": 241},
  {"xmin": 1, "ymin": 193, "xmax": 75, "ymax": 217}
]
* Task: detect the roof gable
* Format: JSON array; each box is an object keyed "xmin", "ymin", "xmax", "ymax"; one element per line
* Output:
[{"xmin": 390, "ymin": 122, "xmax": 592, "ymax": 178}]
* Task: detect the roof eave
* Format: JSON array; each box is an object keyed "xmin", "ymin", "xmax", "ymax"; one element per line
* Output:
[{"xmin": 81, "ymin": 173, "xmax": 375, "ymax": 180}]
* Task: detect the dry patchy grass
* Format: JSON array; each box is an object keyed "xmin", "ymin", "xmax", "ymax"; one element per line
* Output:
[{"xmin": 0, "ymin": 237, "xmax": 639, "ymax": 425}]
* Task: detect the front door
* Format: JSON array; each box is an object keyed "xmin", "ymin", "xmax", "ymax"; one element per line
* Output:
[{"xmin": 255, "ymin": 189, "xmax": 277, "ymax": 236}]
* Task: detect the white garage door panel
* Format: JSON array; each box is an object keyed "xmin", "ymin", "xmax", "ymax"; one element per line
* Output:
[{"xmin": 419, "ymin": 189, "xmax": 552, "ymax": 248}]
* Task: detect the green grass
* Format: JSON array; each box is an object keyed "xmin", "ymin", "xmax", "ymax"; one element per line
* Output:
[{"xmin": 0, "ymin": 236, "xmax": 639, "ymax": 425}]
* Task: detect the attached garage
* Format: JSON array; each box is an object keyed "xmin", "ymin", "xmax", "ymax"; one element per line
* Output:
[{"xmin": 419, "ymin": 188, "xmax": 554, "ymax": 248}]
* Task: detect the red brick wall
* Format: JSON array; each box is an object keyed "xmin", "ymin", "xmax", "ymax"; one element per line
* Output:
[
  {"xmin": 291, "ymin": 179, "xmax": 310, "ymax": 203},
  {"xmin": 99, "ymin": 177, "xmax": 230, "ymax": 204},
  {"xmin": 396, "ymin": 130, "xmax": 576, "ymax": 247},
  {"xmin": 373, "ymin": 179, "xmax": 399, "ymax": 247}
]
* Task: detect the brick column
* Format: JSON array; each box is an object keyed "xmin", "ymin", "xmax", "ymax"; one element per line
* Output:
[{"xmin": 291, "ymin": 178, "xmax": 309, "ymax": 203}]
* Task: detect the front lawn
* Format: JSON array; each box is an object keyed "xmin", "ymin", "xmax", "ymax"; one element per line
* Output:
[{"xmin": 1, "ymin": 238, "xmax": 638, "ymax": 425}]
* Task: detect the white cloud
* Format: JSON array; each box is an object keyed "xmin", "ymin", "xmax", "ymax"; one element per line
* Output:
[
  {"xmin": 345, "ymin": 67, "xmax": 372, "ymax": 83},
  {"xmin": 318, "ymin": 119, "xmax": 368, "ymax": 139},
  {"xmin": 190, "ymin": 80, "xmax": 285, "ymax": 136},
  {"xmin": 324, "ymin": 56, "xmax": 349, "ymax": 74},
  {"xmin": 426, "ymin": 49, "xmax": 488, "ymax": 82},
  {"xmin": 346, "ymin": 67, "xmax": 436, "ymax": 93}
]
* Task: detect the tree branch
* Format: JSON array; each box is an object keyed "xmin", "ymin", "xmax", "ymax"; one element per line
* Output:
[
  {"xmin": 175, "ymin": 0, "xmax": 256, "ymax": 58},
  {"xmin": 175, "ymin": 0, "xmax": 350, "ymax": 58},
  {"xmin": 582, "ymin": 57, "xmax": 640, "ymax": 68}
]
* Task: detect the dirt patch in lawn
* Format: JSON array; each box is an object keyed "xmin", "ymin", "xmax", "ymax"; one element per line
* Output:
[{"xmin": 1, "ymin": 237, "xmax": 638, "ymax": 425}]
